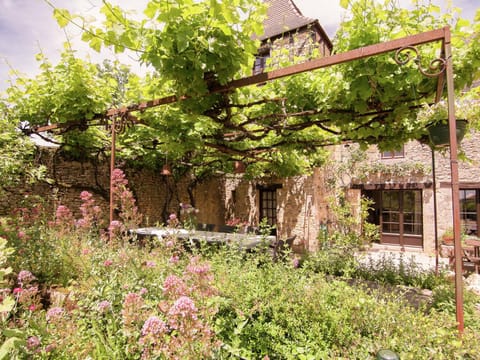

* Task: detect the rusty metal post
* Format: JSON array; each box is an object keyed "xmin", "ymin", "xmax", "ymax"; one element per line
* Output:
[
  {"xmin": 444, "ymin": 27, "xmax": 464, "ymax": 334},
  {"xmin": 109, "ymin": 116, "xmax": 116, "ymax": 229},
  {"xmin": 431, "ymin": 148, "xmax": 439, "ymax": 275}
]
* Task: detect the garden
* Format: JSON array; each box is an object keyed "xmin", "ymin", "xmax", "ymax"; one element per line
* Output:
[
  {"xmin": 1, "ymin": 0, "xmax": 480, "ymax": 358},
  {"xmin": 1, "ymin": 168, "xmax": 479, "ymax": 359}
]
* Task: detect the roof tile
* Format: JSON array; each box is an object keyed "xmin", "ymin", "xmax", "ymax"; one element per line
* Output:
[{"xmin": 260, "ymin": 0, "xmax": 316, "ymax": 40}]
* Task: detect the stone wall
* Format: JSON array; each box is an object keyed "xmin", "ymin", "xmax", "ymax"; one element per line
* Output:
[{"xmin": 0, "ymin": 148, "xmax": 227, "ymax": 230}]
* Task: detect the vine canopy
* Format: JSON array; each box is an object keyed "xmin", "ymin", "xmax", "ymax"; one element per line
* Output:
[{"xmin": 1, "ymin": 0, "xmax": 479, "ymax": 179}]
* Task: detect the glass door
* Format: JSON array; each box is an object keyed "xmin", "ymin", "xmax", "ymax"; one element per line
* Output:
[{"xmin": 381, "ymin": 190, "xmax": 423, "ymax": 247}]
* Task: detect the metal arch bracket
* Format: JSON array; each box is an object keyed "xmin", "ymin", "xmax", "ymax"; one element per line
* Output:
[
  {"xmin": 105, "ymin": 113, "xmax": 136, "ymax": 135},
  {"xmin": 394, "ymin": 46, "xmax": 446, "ymax": 78}
]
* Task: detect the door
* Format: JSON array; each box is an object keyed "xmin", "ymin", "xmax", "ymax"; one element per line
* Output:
[
  {"xmin": 259, "ymin": 188, "xmax": 277, "ymax": 236},
  {"xmin": 364, "ymin": 190, "xmax": 423, "ymax": 247}
]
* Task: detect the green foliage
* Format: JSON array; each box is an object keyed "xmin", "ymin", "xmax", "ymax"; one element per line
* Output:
[
  {"xmin": 1, "ymin": 202, "xmax": 479, "ymax": 358},
  {"xmin": 5, "ymin": 51, "xmax": 117, "ymax": 127},
  {"xmin": 0, "ymin": 102, "xmax": 41, "ymax": 190},
  {"xmin": 211, "ymin": 251, "xmax": 479, "ymax": 358},
  {"xmin": 355, "ymin": 252, "xmax": 448, "ymax": 289},
  {"xmin": 1, "ymin": 0, "xmax": 479, "ymax": 180},
  {"xmin": 0, "ymin": 238, "xmax": 14, "ymax": 320},
  {"xmin": 60, "ymin": 0, "xmax": 266, "ymax": 96}
]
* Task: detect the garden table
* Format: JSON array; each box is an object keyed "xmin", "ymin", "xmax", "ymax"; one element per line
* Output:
[{"xmin": 131, "ymin": 227, "xmax": 276, "ymax": 250}]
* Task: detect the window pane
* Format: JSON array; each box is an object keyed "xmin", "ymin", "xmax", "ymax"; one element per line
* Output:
[{"xmin": 460, "ymin": 189, "xmax": 478, "ymax": 236}]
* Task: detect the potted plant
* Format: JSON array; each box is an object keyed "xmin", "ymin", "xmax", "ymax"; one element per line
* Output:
[
  {"xmin": 441, "ymin": 227, "xmax": 455, "ymax": 246},
  {"xmin": 417, "ymin": 96, "xmax": 480, "ymax": 148}
]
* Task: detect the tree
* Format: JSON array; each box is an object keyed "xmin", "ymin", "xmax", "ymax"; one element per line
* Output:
[{"xmin": 2, "ymin": 0, "xmax": 479, "ymax": 181}]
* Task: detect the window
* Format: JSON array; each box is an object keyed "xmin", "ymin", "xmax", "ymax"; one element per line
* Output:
[
  {"xmin": 460, "ymin": 189, "xmax": 479, "ymax": 236},
  {"xmin": 381, "ymin": 146, "xmax": 405, "ymax": 159},
  {"xmin": 381, "ymin": 190, "xmax": 422, "ymax": 236},
  {"xmin": 253, "ymin": 45, "xmax": 270, "ymax": 75},
  {"xmin": 259, "ymin": 187, "xmax": 278, "ymax": 235},
  {"xmin": 253, "ymin": 56, "xmax": 268, "ymax": 75}
]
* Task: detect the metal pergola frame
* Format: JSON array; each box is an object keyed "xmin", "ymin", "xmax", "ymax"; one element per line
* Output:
[{"xmin": 34, "ymin": 26, "xmax": 465, "ymax": 332}]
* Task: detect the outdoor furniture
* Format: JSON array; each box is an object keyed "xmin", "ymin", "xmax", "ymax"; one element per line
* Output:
[
  {"xmin": 444, "ymin": 238, "xmax": 480, "ymax": 274},
  {"xmin": 130, "ymin": 227, "xmax": 275, "ymax": 250},
  {"xmin": 218, "ymin": 225, "xmax": 237, "ymax": 233},
  {"xmin": 464, "ymin": 238, "xmax": 480, "ymax": 273},
  {"xmin": 196, "ymin": 223, "xmax": 216, "ymax": 231}
]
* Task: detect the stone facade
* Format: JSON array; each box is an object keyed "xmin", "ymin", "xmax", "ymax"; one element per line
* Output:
[
  {"xmin": 5, "ymin": 132, "xmax": 478, "ymax": 255},
  {"xmin": 0, "ymin": 148, "xmax": 227, "ymax": 229},
  {"xmin": 332, "ymin": 130, "xmax": 480, "ymax": 254}
]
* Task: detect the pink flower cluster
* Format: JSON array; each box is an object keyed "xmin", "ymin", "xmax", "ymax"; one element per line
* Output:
[
  {"xmin": 163, "ymin": 275, "xmax": 188, "ymax": 298},
  {"xmin": 167, "ymin": 213, "xmax": 179, "ymax": 228},
  {"xmin": 46, "ymin": 307, "xmax": 65, "ymax": 322},
  {"xmin": 26, "ymin": 336, "xmax": 41, "ymax": 351},
  {"xmin": 141, "ymin": 315, "xmax": 168, "ymax": 337},
  {"xmin": 186, "ymin": 256, "xmax": 211, "ymax": 275},
  {"xmin": 121, "ymin": 292, "xmax": 145, "ymax": 328},
  {"xmin": 97, "ymin": 300, "xmax": 112, "ymax": 313},
  {"xmin": 77, "ymin": 191, "xmax": 104, "ymax": 230},
  {"xmin": 108, "ymin": 220, "xmax": 126, "ymax": 239},
  {"xmin": 55, "ymin": 205, "xmax": 74, "ymax": 228},
  {"xmin": 136, "ymin": 257, "xmax": 219, "ymax": 359},
  {"xmin": 168, "ymin": 296, "xmax": 198, "ymax": 321},
  {"xmin": 111, "ymin": 168, "xmax": 142, "ymax": 229},
  {"xmin": 17, "ymin": 270, "xmax": 36, "ymax": 285}
]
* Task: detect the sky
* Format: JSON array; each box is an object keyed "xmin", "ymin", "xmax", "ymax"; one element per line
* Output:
[{"xmin": 0, "ymin": 0, "xmax": 478, "ymax": 91}]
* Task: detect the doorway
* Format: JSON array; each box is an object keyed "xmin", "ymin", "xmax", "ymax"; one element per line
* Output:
[{"xmin": 364, "ymin": 189, "xmax": 423, "ymax": 247}]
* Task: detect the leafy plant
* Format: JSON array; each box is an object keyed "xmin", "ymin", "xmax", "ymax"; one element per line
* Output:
[{"xmin": 2, "ymin": 0, "xmax": 478, "ymax": 179}]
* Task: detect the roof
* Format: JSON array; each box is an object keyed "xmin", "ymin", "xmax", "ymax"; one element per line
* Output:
[{"xmin": 260, "ymin": 0, "xmax": 317, "ymax": 40}]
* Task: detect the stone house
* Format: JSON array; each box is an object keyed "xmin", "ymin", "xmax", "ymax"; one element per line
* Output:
[
  {"xmin": 339, "ymin": 133, "xmax": 480, "ymax": 254},
  {"xmin": 253, "ymin": 0, "xmax": 332, "ymax": 75}
]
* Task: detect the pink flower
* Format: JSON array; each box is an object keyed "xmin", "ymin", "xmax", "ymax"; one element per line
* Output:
[
  {"xmin": 55, "ymin": 205, "xmax": 73, "ymax": 223},
  {"xmin": 186, "ymin": 256, "xmax": 211, "ymax": 275},
  {"xmin": 168, "ymin": 296, "xmax": 198, "ymax": 320},
  {"xmin": 169, "ymin": 255, "xmax": 179, "ymax": 264},
  {"xmin": 145, "ymin": 261, "xmax": 156, "ymax": 268},
  {"xmin": 166, "ymin": 240, "xmax": 174, "ymax": 248},
  {"xmin": 163, "ymin": 275, "xmax": 188, "ymax": 298},
  {"xmin": 46, "ymin": 307, "xmax": 64, "ymax": 322},
  {"xmin": 17, "ymin": 231, "xmax": 26, "ymax": 239},
  {"xmin": 97, "ymin": 300, "xmax": 112, "ymax": 313},
  {"xmin": 139, "ymin": 287, "xmax": 148, "ymax": 296},
  {"xmin": 141, "ymin": 315, "xmax": 168, "ymax": 336},
  {"xmin": 103, "ymin": 259, "xmax": 113, "ymax": 267},
  {"xmin": 292, "ymin": 258, "xmax": 300, "ymax": 268},
  {"xmin": 80, "ymin": 191, "xmax": 93, "ymax": 202},
  {"xmin": 124, "ymin": 292, "xmax": 143, "ymax": 305},
  {"xmin": 121, "ymin": 292, "xmax": 144, "ymax": 326},
  {"xmin": 13, "ymin": 287, "xmax": 22, "ymax": 295},
  {"xmin": 26, "ymin": 336, "xmax": 41, "ymax": 350},
  {"xmin": 17, "ymin": 270, "xmax": 36, "ymax": 285},
  {"xmin": 28, "ymin": 304, "xmax": 36, "ymax": 311},
  {"xmin": 82, "ymin": 248, "xmax": 91, "ymax": 255},
  {"xmin": 169, "ymin": 213, "xmax": 177, "ymax": 221},
  {"xmin": 75, "ymin": 218, "xmax": 87, "ymax": 228}
]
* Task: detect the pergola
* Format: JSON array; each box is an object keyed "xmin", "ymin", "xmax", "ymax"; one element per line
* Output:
[{"xmin": 34, "ymin": 26, "xmax": 465, "ymax": 333}]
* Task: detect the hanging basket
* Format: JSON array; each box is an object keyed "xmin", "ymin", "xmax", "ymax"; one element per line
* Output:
[{"xmin": 427, "ymin": 119, "xmax": 468, "ymax": 147}]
